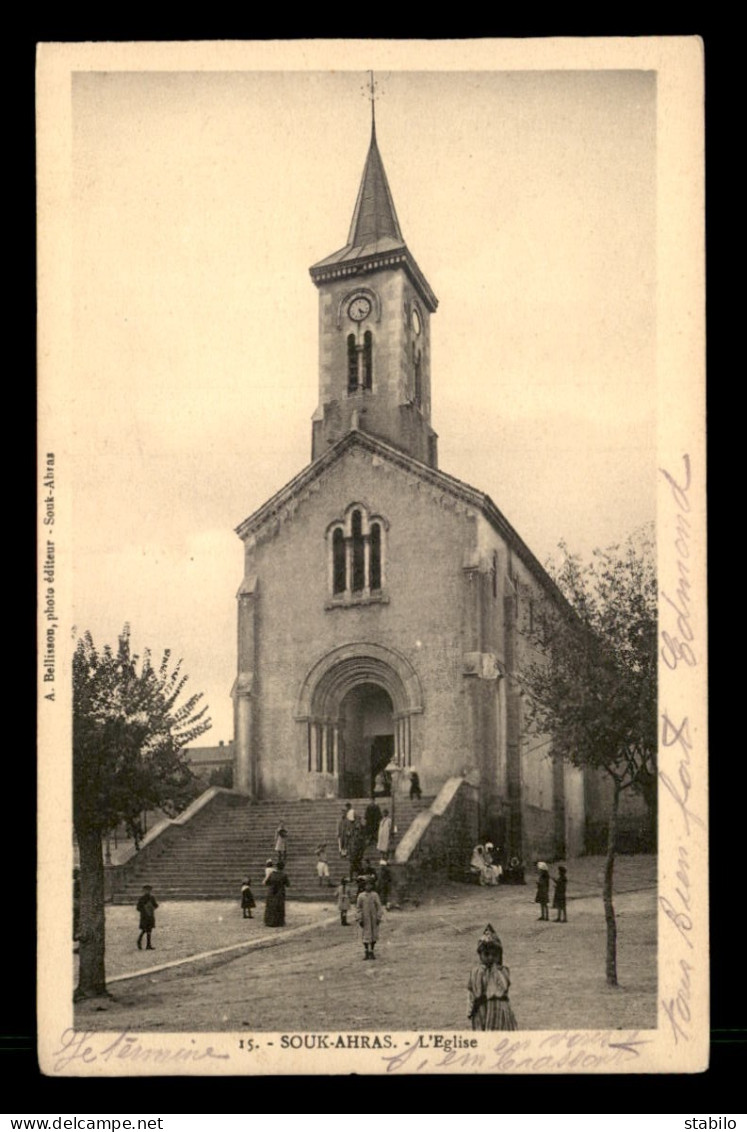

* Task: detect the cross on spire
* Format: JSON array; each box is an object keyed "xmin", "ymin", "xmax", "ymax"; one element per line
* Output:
[{"xmin": 369, "ymin": 70, "xmax": 377, "ymax": 137}]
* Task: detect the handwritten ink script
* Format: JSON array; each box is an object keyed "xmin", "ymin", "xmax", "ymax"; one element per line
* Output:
[
  {"xmin": 658, "ymin": 455, "xmax": 704, "ymax": 1047},
  {"xmin": 659, "ymin": 454, "xmax": 695, "ymax": 671},
  {"xmin": 381, "ymin": 1030, "xmax": 650, "ymax": 1074},
  {"xmin": 52, "ymin": 1029, "xmax": 231, "ymax": 1073}
]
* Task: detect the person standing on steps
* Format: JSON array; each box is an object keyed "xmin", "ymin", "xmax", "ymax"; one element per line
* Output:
[
  {"xmin": 337, "ymin": 804, "xmax": 350, "ymax": 857},
  {"xmin": 377, "ymin": 808, "xmax": 392, "ymax": 855},
  {"xmin": 136, "ymin": 884, "xmax": 158, "ymax": 950},
  {"xmin": 364, "ymin": 797, "xmax": 382, "ymax": 845},
  {"xmin": 356, "ymin": 876, "xmax": 382, "ymax": 960},
  {"xmin": 316, "ymin": 842, "xmax": 332, "ymax": 887},
  {"xmin": 274, "ymin": 821, "xmax": 288, "ymax": 868},
  {"xmin": 349, "ymin": 817, "xmax": 366, "ymax": 878},
  {"xmin": 409, "ymin": 771, "xmax": 422, "ymax": 801}
]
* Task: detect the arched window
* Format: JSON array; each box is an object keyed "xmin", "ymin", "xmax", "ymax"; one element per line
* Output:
[
  {"xmin": 347, "ymin": 334, "xmax": 357, "ymax": 393},
  {"xmin": 327, "ymin": 506, "xmax": 387, "ymax": 603},
  {"xmin": 370, "ymin": 523, "xmax": 381, "ymax": 591},
  {"xmin": 333, "ymin": 528, "xmax": 346, "ymax": 594},
  {"xmin": 351, "ymin": 510, "xmax": 365, "ymax": 592},
  {"xmin": 363, "ymin": 331, "xmax": 373, "ymax": 390}
]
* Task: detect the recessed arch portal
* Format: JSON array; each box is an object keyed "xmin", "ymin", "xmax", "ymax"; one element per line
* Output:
[{"xmin": 295, "ymin": 643, "xmax": 423, "ymax": 790}]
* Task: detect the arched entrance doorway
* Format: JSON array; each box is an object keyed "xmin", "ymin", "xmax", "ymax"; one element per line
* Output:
[
  {"xmin": 295, "ymin": 643, "xmax": 423, "ymax": 798},
  {"xmin": 338, "ymin": 683, "xmax": 394, "ymax": 798}
]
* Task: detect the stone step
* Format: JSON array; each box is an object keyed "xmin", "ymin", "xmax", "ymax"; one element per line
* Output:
[{"xmin": 111, "ymin": 794, "xmax": 433, "ymax": 903}]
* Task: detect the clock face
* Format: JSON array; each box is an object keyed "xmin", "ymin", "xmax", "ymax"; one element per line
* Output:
[
  {"xmin": 411, "ymin": 307, "xmax": 422, "ymax": 335},
  {"xmin": 349, "ymin": 296, "xmax": 372, "ymax": 322}
]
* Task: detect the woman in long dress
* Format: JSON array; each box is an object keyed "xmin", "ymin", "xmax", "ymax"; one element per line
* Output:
[
  {"xmin": 263, "ymin": 865, "xmax": 289, "ymax": 927},
  {"xmin": 467, "ymin": 925, "xmax": 518, "ymax": 1031}
]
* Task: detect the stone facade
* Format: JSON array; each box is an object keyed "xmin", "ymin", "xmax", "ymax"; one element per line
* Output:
[{"xmin": 232, "ymin": 118, "xmax": 588, "ymax": 865}]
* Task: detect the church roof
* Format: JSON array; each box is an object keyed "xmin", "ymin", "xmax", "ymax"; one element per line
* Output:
[
  {"xmin": 309, "ymin": 123, "xmax": 438, "ymax": 313},
  {"xmin": 235, "ymin": 429, "xmax": 564, "ymax": 603}
]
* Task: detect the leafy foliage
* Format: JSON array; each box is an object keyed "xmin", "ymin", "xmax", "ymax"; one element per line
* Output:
[
  {"xmin": 522, "ymin": 527, "xmax": 657, "ymax": 795},
  {"xmin": 520, "ymin": 527, "xmax": 656, "ymax": 986},
  {"xmin": 73, "ymin": 624, "xmax": 211, "ymax": 837}
]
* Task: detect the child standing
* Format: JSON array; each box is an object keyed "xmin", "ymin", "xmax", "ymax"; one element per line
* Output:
[
  {"xmin": 336, "ymin": 877, "xmax": 351, "ymax": 925},
  {"xmin": 136, "ymin": 884, "xmax": 158, "ymax": 950},
  {"xmin": 316, "ymin": 842, "xmax": 331, "ymax": 887},
  {"xmin": 553, "ymin": 865, "xmax": 568, "ymax": 922},
  {"xmin": 356, "ymin": 876, "xmax": 382, "ymax": 960},
  {"xmin": 535, "ymin": 862, "xmax": 550, "ymax": 921},
  {"xmin": 240, "ymin": 876, "xmax": 256, "ymax": 919},
  {"xmin": 467, "ymin": 924, "xmax": 518, "ymax": 1031}
]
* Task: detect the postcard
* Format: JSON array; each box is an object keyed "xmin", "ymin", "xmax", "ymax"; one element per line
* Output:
[{"xmin": 37, "ymin": 37, "xmax": 706, "ymax": 1076}]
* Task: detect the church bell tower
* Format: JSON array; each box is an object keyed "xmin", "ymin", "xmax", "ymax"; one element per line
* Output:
[{"xmin": 309, "ymin": 102, "xmax": 439, "ymax": 468}]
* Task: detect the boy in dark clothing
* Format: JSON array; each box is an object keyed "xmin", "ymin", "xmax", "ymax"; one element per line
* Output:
[{"xmin": 136, "ymin": 884, "xmax": 158, "ymax": 950}]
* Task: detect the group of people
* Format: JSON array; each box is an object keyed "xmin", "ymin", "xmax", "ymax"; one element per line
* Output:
[
  {"xmin": 464, "ymin": 861, "xmax": 569, "ymax": 1030},
  {"xmin": 120, "ymin": 836, "xmax": 568, "ymax": 1035},
  {"xmin": 335, "ymin": 854, "xmax": 392, "ymax": 915},
  {"xmin": 236, "ymin": 821, "xmax": 293, "ymax": 929},
  {"xmin": 336, "ymin": 801, "xmax": 392, "ymax": 873},
  {"xmin": 470, "ymin": 841, "xmax": 504, "ymax": 886}
]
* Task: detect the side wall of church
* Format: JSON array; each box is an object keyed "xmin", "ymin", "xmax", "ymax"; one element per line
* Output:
[
  {"xmin": 584, "ymin": 768, "xmax": 655, "ymax": 853},
  {"xmin": 240, "ymin": 448, "xmax": 482, "ymax": 800},
  {"xmin": 510, "ymin": 552, "xmax": 569, "ymax": 862},
  {"xmin": 564, "ymin": 764, "xmax": 587, "ymax": 857}
]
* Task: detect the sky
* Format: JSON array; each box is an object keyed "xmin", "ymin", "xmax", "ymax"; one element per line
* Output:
[{"xmin": 68, "ymin": 67, "xmax": 657, "ymax": 743}]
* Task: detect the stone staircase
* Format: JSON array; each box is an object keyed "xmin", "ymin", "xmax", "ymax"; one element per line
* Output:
[{"xmin": 110, "ymin": 793, "xmax": 433, "ymax": 903}]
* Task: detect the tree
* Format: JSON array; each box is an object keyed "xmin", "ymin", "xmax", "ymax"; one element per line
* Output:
[
  {"xmin": 73, "ymin": 625, "xmax": 211, "ymax": 999},
  {"xmin": 520, "ymin": 527, "xmax": 657, "ymax": 986}
]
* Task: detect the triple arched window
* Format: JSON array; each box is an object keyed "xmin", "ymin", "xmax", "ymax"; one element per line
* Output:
[{"xmin": 328, "ymin": 504, "xmax": 387, "ymax": 601}]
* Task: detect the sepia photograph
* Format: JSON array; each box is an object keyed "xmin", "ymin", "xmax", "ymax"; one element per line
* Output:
[{"xmin": 37, "ymin": 39, "xmax": 706, "ymax": 1075}]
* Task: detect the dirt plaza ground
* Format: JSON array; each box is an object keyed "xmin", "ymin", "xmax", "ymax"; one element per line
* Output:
[{"xmin": 75, "ymin": 856, "xmax": 657, "ymax": 1033}]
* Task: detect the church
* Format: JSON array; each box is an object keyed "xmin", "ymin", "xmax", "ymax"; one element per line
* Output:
[{"xmin": 231, "ymin": 110, "xmax": 587, "ymax": 864}]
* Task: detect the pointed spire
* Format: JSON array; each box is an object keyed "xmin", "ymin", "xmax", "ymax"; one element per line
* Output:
[
  {"xmin": 309, "ymin": 81, "xmax": 438, "ymax": 313},
  {"xmin": 346, "ymin": 121, "xmax": 403, "ymax": 248}
]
